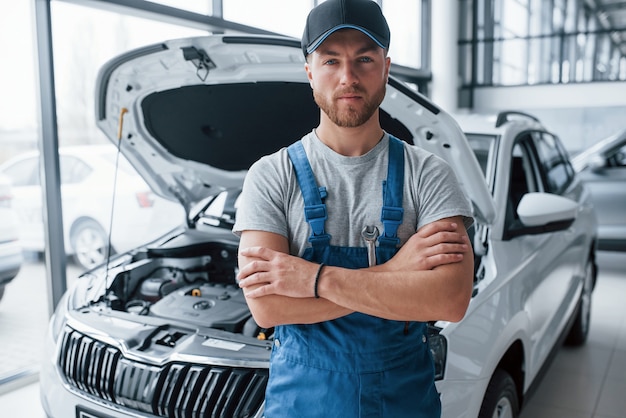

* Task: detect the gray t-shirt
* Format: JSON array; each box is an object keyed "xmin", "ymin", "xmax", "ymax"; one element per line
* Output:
[{"xmin": 233, "ymin": 131, "xmax": 473, "ymax": 257}]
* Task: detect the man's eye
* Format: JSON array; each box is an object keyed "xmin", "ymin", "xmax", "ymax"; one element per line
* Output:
[
  {"xmin": 324, "ymin": 59, "xmax": 337, "ymax": 65},
  {"xmin": 359, "ymin": 57, "xmax": 373, "ymax": 63}
]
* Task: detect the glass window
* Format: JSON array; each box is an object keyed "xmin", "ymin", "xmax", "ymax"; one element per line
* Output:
[
  {"xmin": 383, "ymin": 0, "xmax": 422, "ymax": 68},
  {"xmin": 504, "ymin": 142, "xmax": 534, "ymax": 236},
  {"xmin": 459, "ymin": 43, "xmax": 474, "ymax": 86},
  {"xmin": 501, "ymin": 0, "xmax": 529, "ymax": 38},
  {"xmin": 0, "ymin": 2, "xmax": 38, "ymax": 146},
  {"xmin": 0, "ymin": 0, "xmax": 205, "ymax": 386},
  {"xmin": 527, "ymin": 37, "xmax": 552, "ymax": 84},
  {"xmin": 149, "ymin": 0, "xmax": 212, "ymax": 15},
  {"xmin": 466, "ymin": 133, "xmax": 498, "ymax": 177},
  {"xmin": 223, "ymin": 0, "xmax": 426, "ymax": 70},
  {"xmin": 197, "ymin": 189, "xmax": 239, "ymax": 229},
  {"xmin": 495, "ymin": 38, "xmax": 529, "ymax": 85},
  {"xmin": 608, "ymin": 145, "xmax": 626, "ymax": 168},
  {"xmin": 223, "ymin": 0, "xmax": 313, "ymax": 39},
  {"xmin": 459, "ymin": 0, "xmax": 475, "ymax": 41},
  {"xmin": 461, "ymin": 0, "xmax": 626, "ymax": 87},
  {"xmin": 50, "ymin": 2, "xmax": 207, "ymax": 146},
  {"xmin": 1, "ymin": 157, "xmax": 39, "ymax": 187},
  {"xmin": 60, "ymin": 156, "xmax": 92, "ymax": 185},
  {"xmin": 532, "ymin": 132, "xmax": 574, "ymax": 194}
]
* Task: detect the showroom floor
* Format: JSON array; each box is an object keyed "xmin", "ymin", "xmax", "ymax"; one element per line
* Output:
[{"xmin": 0, "ymin": 252, "xmax": 624, "ymax": 418}]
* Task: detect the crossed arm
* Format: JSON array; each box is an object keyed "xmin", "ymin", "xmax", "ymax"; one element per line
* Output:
[{"xmin": 237, "ymin": 216, "xmax": 474, "ymax": 329}]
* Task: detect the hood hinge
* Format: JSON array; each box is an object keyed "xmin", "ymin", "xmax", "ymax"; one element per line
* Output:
[{"xmin": 181, "ymin": 46, "xmax": 216, "ymax": 81}]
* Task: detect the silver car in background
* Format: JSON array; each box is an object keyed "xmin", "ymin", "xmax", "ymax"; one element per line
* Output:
[{"xmin": 571, "ymin": 129, "xmax": 626, "ymax": 251}]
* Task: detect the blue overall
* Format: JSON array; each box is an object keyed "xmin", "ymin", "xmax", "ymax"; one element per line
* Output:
[{"xmin": 263, "ymin": 136, "xmax": 441, "ymax": 418}]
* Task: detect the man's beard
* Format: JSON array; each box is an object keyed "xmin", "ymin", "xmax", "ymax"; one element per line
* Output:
[{"xmin": 313, "ymin": 84, "xmax": 386, "ymax": 128}]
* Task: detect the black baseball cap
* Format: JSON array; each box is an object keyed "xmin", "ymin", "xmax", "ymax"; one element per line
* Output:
[{"xmin": 301, "ymin": 0, "xmax": 390, "ymax": 57}]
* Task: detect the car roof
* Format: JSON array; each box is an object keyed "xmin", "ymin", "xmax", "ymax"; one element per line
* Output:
[{"xmin": 453, "ymin": 110, "xmax": 546, "ymax": 137}]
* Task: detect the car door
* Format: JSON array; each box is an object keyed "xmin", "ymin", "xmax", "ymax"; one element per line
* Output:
[{"xmin": 519, "ymin": 131, "xmax": 583, "ymax": 377}]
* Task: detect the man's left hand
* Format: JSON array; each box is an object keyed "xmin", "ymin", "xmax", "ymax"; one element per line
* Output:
[{"xmin": 238, "ymin": 246, "xmax": 320, "ymax": 299}]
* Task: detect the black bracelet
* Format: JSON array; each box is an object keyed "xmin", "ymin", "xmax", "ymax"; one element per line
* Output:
[{"xmin": 314, "ymin": 263, "xmax": 326, "ymax": 299}]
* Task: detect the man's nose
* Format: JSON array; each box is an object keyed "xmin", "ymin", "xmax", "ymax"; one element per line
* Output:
[{"xmin": 340, "ymin": 63, "xmax": 358, "ymax": 84}]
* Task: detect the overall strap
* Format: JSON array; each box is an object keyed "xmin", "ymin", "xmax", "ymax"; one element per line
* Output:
[
  {"xmin": 287, "ymin": 141, "xmax": 331, "ymax": 247},
  {"xmin": 379, "ymin": 136, "xmax": 405, "ymax": 248}
]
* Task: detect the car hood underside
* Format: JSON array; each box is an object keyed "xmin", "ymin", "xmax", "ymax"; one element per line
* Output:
[{"xmin": 96, "ymin": 35, "xmax": 494, "ymax": 225}]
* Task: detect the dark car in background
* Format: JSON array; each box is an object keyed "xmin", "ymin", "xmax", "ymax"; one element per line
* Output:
[{"xmin": 572, "ymin": 129, "xmax": 626, "ymax": 251}]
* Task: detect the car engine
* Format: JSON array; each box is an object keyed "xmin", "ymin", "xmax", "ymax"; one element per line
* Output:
[{"xmin": 94, "ymin": 228, "xmax": 268, "ymax": 339}]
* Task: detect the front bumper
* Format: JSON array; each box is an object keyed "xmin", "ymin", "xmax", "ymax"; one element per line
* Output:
[
  {"xmin": 437, "ymin": 377, "xmax": 490, "ymax": 418},
  {"xmin": 40, "ymin": 325, "xmax": 266, "ymax": 418}
]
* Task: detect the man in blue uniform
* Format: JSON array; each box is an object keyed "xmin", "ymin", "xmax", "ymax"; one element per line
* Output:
[{"xmin": 234, "ymin": 0, "xmax": 474, "ymax": 416}]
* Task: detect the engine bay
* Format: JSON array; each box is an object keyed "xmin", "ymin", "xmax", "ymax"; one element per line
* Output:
[{"xmin": 95, "ymin": 229, "xmax": 268, "ymax": 339}]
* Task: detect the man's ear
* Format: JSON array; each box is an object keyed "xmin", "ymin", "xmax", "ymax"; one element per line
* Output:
[
  {"xmin": 384, "ymin": 56, "xmax": 391, "ymax": 82},
  {"xmin": 305, "ymin": 62, "xmax": 314, "ymax": 89}
]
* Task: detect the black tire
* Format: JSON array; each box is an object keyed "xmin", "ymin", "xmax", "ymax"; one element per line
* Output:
[
  {"xmin": 70, "ymin": 219, "xmax": 111, "ymax": 270},
  {"xmin": 565, "ymin": 259, "xmax": 595, "ymax": 346},
  {"xmin": 478, "ymin": 369, "xmax": 519, "ymax": 418}
]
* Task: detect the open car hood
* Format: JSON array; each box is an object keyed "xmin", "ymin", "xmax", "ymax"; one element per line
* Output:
[{"xmin": 96, "ymin": 35, "xmax": 495, "ymax": 225}]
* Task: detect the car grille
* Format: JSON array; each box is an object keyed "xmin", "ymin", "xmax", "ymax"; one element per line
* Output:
[{"xmin": 58, "ymin": 327, "xmax": 268, "ymax": 417}]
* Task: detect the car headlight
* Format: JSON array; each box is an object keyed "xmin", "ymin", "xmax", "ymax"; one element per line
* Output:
[
  {"xmin": 50, "ymin": 291, "xmax": 70, "ymax": 341},
  {"xmin": 49, "ymin": 274, "xmax": 94, "ymax": 340},
  {"xmin": 428, "ymin": 324, "xmax": 447, "ymax": 381}
]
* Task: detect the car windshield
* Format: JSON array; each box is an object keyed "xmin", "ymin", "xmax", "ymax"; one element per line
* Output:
[
  {"xmin": 466, "ymin": 133, "xmax": 498, "ymax": 178},
  {"xmin": 608, "ymin": 144, "xmax": 626, "ymax": 167},
  {"xmin": 195, "ymin": 189, "xmax": 239, "ymax": 229}
]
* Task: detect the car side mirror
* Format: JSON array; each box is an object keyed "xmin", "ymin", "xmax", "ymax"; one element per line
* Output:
[{"xmin": 516, "ymin": 192, "xmax": 577, "ymax": 234}]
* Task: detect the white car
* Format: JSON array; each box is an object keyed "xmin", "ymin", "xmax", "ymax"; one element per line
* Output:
[
  {"xmin": 445, "ymin": 110, "xmax": 598, "ymax": 416},
  {"xmin": 0, "ymin": 145, "xmax": 184, "ymax": 269},
  {"xmin": 40, "ymin": 36, "xmax": 597, "ymax": 418},
  {"xmin": 0, "ymin": 173, "xmax": 23, "ymax": 303}
]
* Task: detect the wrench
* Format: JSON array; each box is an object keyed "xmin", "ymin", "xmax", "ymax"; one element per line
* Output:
[{"xmin": 361, "ymin": 225, "xmax": 379, "ymax": 267}]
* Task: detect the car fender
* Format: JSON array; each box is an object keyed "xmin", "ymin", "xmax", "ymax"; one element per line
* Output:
[{"xmin": 439, "ymin": 271, "xmax": 533, "ymax": 416}]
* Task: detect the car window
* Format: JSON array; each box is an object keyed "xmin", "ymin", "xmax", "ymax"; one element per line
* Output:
[
  {"xmin": 99, "ymin": 151, "xmax": 144, "ymax": 177},
  {"xmin": 504, "ymin": 140, "xmax": 540, "ymax": 239},
  {"xmin": 466, "ymin": 133, "xmax": 497, "ymax": 177},
  {"xmin": 2, "ymin": 157, "xmax": 39, "ymax": 186},
  {"xmin": 205, "ymin": 191, "xmax": 227, "ymax": 218},
  {"xmin": 510, "ymin": 144, "xmax": 536, "ymax": 206},
  {"xmin": 60, "ymin": 155, "xmax": 92, "ymax": 184},
  {"xmin": 466, "ymin": 133, "xmax": 499, "ymax": 196},
  {"xmin": 531, "ymin": 132, "xmax": 574, "ymax": 194},
  {"xmin": 197, "ymin": 189, "xmax": 239, "ymax": 228},
  {"xmin": 607, "ymin": 145, "xmax": 626, "ymax": 168}
]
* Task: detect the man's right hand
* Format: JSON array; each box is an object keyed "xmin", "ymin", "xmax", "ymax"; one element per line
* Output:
[{"xmin": 380, "ymin": 219, "xmax": 470, "ymax": 272}]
